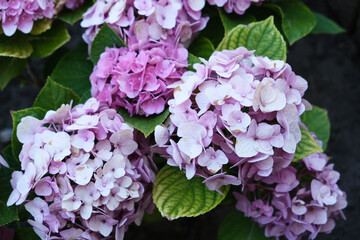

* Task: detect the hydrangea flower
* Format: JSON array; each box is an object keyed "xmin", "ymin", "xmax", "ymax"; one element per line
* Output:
[
  {"xmin": 80, "ymin": 0, "xmax": 209, "ymax": 48},
  {"xmin": 233, "ymin": 152, "xmax": 347, "ymax": 240},
  {"xmin": 90, "ymin": 45, "xmax": 188, "ymax": 116},
  {"xmin": 0, "ymin": 0, "xmax": 84, "ymax": 36},
  {"xmin": 207, "ymin": 0, "xmax": 263, "ymax": 15},
  {"xmin": 7, "ymin": 98, "xmax": 157, "ymax": 240},
  {"xmin": 155, "ymin": 47, "xmax": 309, "ymax": 191}
]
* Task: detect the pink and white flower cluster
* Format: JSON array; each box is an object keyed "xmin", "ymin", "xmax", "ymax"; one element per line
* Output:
[
  {"xmin": 234, "ymin": 151, "xmax": 347, "ymax": 239},
  {"xmin": 155, "ymin": 47, "xmax": 309, "ymax": 189},
  {"xmin": 80, "ymin": 0, "xmax": 209, "ymax": 48},
  {"xmin": 0, "ymin": 0, "xmax": 55, "ymax": 36},
  {"xmin": 7, "ymin": 98, "xmax": 156, "ymax": 240},
  {"xmin": 90, "ymin": 45, "xmax": 188, "ymax": 116}
]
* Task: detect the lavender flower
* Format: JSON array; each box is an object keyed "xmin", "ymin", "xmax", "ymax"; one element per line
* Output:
[{"xmin": 7, "ymin": 98, "xmax": 157, "ymax": 240}]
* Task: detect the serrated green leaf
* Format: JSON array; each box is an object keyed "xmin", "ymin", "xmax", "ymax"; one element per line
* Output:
[
  {"xmin": 2, "ymin": 145, "xmax": 20, "ymax": 170},
  {"xmin": 29, "ymin": 21, "xmax": 70, "ymax": 58},
  {"xmin": 264, "ymin": 0, "xmax": 316, "ymax": 45},
  {"xmin": 217, "ymin": 16, "xmax": 287, "ymax": 61},
  {"xmin": 0, "ymin": 201, "xmax": 18, "ymax": 226},
  {"xmin": 11, "ymin": 107, "xmax": 46, "ymax": 162},
  {"xmin": 311, "ymin": 12, "xmax": 345, "ymax": 34},
  {"xmin": 0, "ymin": 35, "xmax": 33, "ymax": 58},
  {"xmin": 118, "ymin": 108, "xmax": 169, "ymax": 138},
  {"xmin": 293, "ymin": 126, "xmax": 323, "ymax": 162},
  {"xmin": 153, "ymin": 165, "xmax": 229, "ymax": 220},
  {"xmin": 188, "ymin": 36, "xmax": 215, "ymax": 60},
  {"xmin": 14, "ymin": 228, "xmax": 40, "ymax": 240},
  {"xmin": 0, "ymin": 167, "xmax": 14, "ymax": 203},
  {"xmin": 90, "ymin": 23, "xmax": 126, "ymax": 64},
  {"xmin": 30, "ymin": 18, "xmax": 52, "ymax": 35},
  {"xmin": 301, "ymin": 105, "xmax": 330, "ymax": 150},
  {"xmin": 0, "ymin": 56, "xmax": 27, "ymax": 90},
  {"xmin": 50, "ymin": 44, "xmax": 92, "ymax": 96},
  {"xmin": 58, "ymin": 0, "xmax": 94, "ymax": 25},
  {"xmin": 218, "ymin": 7, "xmax": 256, "ymax": 34},
  {"xmin": 33, "ymin": 78, "xmax": 80, "ymax": 111},
  {"xmin": 218, "ymin": 210, "xmax": 272, "ymax": 240}
]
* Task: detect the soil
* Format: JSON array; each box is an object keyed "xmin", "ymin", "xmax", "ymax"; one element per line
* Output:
[{"xmin": 0, "ymin": 1, "xmax": 359, "ymax": 239}]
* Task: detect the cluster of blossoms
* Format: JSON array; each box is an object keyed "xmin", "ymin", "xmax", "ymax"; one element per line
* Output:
[
  {"xmin": 90, "ymin": 45, "xmax": 188, "ymax": 116},
  {"xmin": 0, "ymin": 0, "xmax": 85, "ymax": 36},
  {"xmin": 80, "ymin": 0, "xmax": 209, "ymax": 49},
  {"xmin": 0, "ymin": 0, "xmax": 55, "ymax": 36},
  {"xmin": 234, "ymin": 151, "xmax": 347, "ymax": 239},
  {"xmin": 155, "ymin": 47, "xmax": 309, "ymax": 190},
  {"xmin": 81, "ymin": 0, "xmax": 264, "ymax": 48},
  {"xmin": 6, "ymin": 98, "xmax": 156, "ymax": 240}
]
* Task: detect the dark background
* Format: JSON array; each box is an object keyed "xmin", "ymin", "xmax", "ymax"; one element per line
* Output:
[{"xmin": 0, "ymin": 0, "xmax": 359, "ymax": 239}]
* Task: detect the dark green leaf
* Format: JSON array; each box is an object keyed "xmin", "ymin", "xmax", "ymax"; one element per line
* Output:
[
  {"xmin": 311, "ymin": 12, "xmax": 345, "ymax": 34},
  {"xmin": 0, "ymin": 57, "xmax": 27, "ymax": 90},
  {"xmin": 301, "ymin": 105, "xmax": 330, "ymax": 150},
  {"xmin": 217, "ymin": 16, "xmax": 287, "ymax": 61},
  {"xmin": 0, "ymin": 201, "xmax": 18, "ymax": 226},
  {"xmin": 188, "ymin": 53, "xmax": 201, "ymax": 71},
  {"xmin": 153, "ymin": 165, "xmax": 229, "ymax": 220},
  {"xmin": 1, "ymin": 145, "xmax": 20, "ymax": 170},
  {"xmin": 30, "ymin": 21, "xmax": 70, "ymax": 58},
  {"xmin": 264, "ymin": 0, "xmax": 316, "ymax": 45},
  {"xmin": 90, "ymin": 23, "xmax": 126, "ymax": 64},
  {"xmin": 11, "ymin": 107, "xmax": 46, "ymax": 162},
  {"xmin": 0, "ymin": 167, "xmax": 14, "ymax": 203},
  {"xmin": 188, "ymin": 36, "xmax": 215, "ymax": 60},
  {"xmin": 293, "ymin": 126, "xmax": 323, "ymax": 162},
  {"xmin": 218, "ymin": 7, "xmax": 256, "ymax": 34},
  {"xmin": 58, "ymin": 0, "xmax": 94, "ymax": 25},
  {"xmin": 0, "ymin": 35, "xmax": 33, "ymax": 59},
  {"xmin": 218, "ymin": 210, "xmax": 271, "ymax": 240},
  {"xmin": 50, "ymin": 44, "xmax": 92, "ymax": 96},
  {"xmin": 80, "ymin": 89, "xmax": 92, "ymax": 104},
  {"xmin": 33, "ymin": 77, "xmax": 80, "ymax": 111},
  {"xmin": 118, "ymin": 108, "xmax": 169, "ymax": 138}
]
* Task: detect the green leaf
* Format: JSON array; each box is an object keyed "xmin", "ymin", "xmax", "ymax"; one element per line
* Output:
[
  {"xmin": 153, "ymin": 165, "xmax": 229, "ymax": 220},
  {"xmin": 264, "ymin": 0, "xmax": 316, "ymax": 45},
  {"xmin": 311, "ymin": 12, "xmax": 345, "ymax": 34},
  {"xmin": 301, "ymin": 105, "xmax": 330, "ymax": 150},
  {"xmin": 218, "ymin": 210, "xmax": 271, "ymax": 240},
  {"xmin": 30, "ymin": 21, "xmax": 70, "ymax": 58},
  {"xmin": 14, "ymin": 228, "xmax": 40, "ymax": 240},
  {"xmin": 187, "ymin": 53, "xmax": 201, "ymax": 71},
  {"xmin": 11, "ymin": 107, "xmax": 46, "ymax": 162},
  {"xmin": 2, "ymin": 145, "xmax": 20, "ymax": 170},
  {"xmin": 50, "ymin": 44, "xmax": 93, "ymax": 96},
  {"xmin": 30, "ymin": 18, "xmax": 52, "ymax": 35},
  {"xmin": 90, "ymin": 23, "xmax": 126, "ymax": 64},
  {"xmin": 118, "ymin": 108, "xmax": 169, "ymax": 138},
  {"xmin": 293, "ymin": 126, "xmax": 323, "ymax": 162},
  {"xmin": 0, "ymin": 35, "xmax": 33, "ymax": 59},
  {"xmin": 0, "ymin": 57, "xmax": 27, "ymax": 90},
  {"xmin": 217, "ymin": 16, "xmax": 287, "ymax": 61},
  {"xmin": 188, "ymin": 36, "xmax": 215, "ymax": 60},
  {"xmin": 33, "ymin": 78, "xmax": 80, "ymax": 111},
  {"xmin": 80, "ymin": 89, "xmax": 92, "ymax": 104},
  {"xmin": 58, "ymin": 0, "xmax": 94, "ymax": 25},
  {"xmin": 218, "ymin": 7, "xmax": 256, "ymax": 34},
  {"xmin": 0, "ymin": 167, "xmax": 14, "ymax": 203},
  {"xmin": 0, "ymin": 201, "xmax": 18, "ymax": 226}
]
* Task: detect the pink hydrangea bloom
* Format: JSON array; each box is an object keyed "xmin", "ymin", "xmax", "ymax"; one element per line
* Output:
[
  {"xmin": 155, "ymin": 47, "xmax": 309, "ymax": 191},
  {"xmin": 90, "ymin": 45, "xmax": 188, "ymax": 116},
  {"xmin": 233, "ymin": 150, "xmax": 347, "ymax": 240},
  {"xmin": 7, "ymin": 98, "xmax": 157, "ymax": 240}
]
